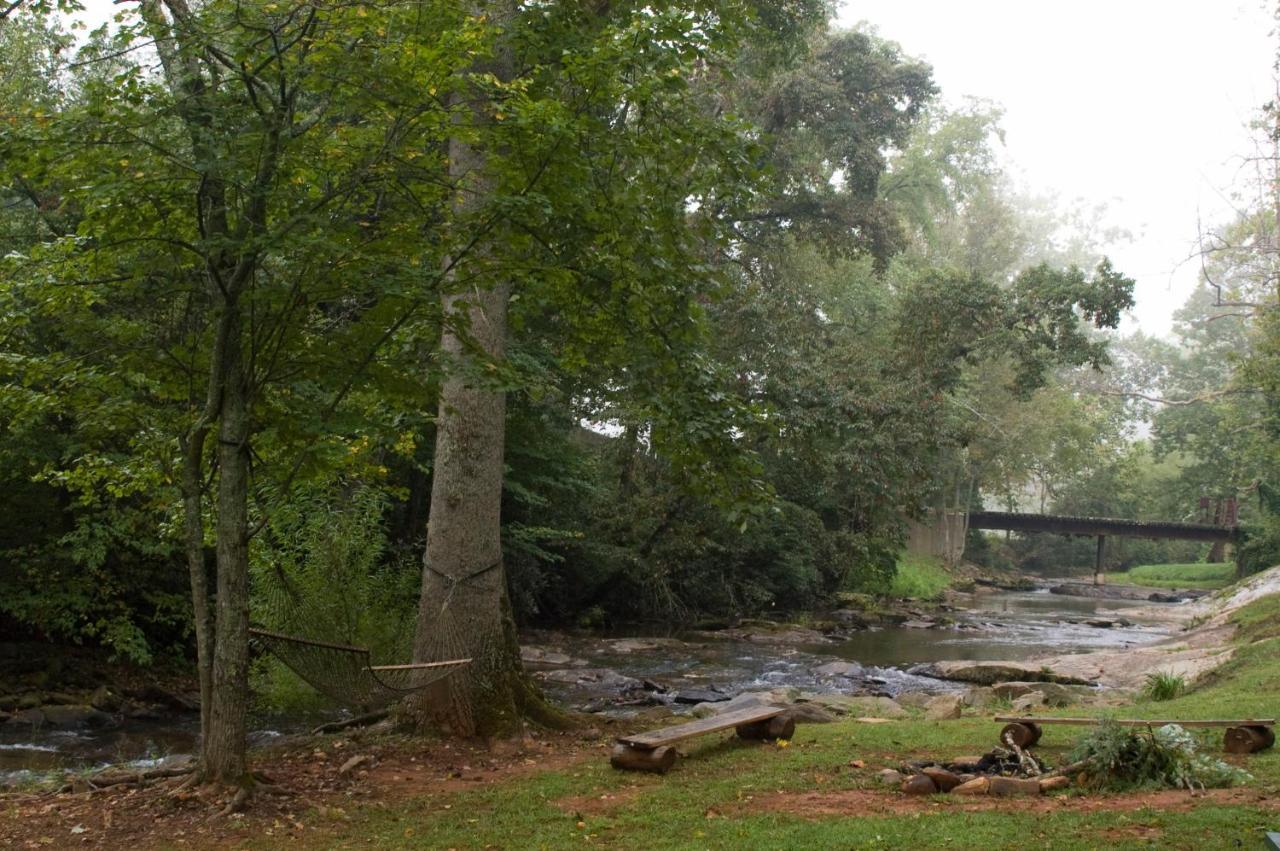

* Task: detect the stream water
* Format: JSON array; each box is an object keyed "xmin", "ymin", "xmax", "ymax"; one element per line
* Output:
[{"xmin": 0, "ymin": 584, "xmax": 1180, "ymax": 785}]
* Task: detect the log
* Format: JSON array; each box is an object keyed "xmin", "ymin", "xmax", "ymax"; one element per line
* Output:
[
  {"xmin": 988, "ymin": 776, "xmax": 1042, "ymax": 797},
  {"xmin": 610, "ymin": 744, "xmax": 677, "ymax": 773},
  {"xmin": 1224, "ymin": 725, "xmax": 1272, "ymax": 754},
  {"xmin": 994, "ymin": 715, "xmax": 1275, "ymax": 728},
  {"xmin": 735, "ymin": 715, "xmax": 795, "ymax": 742},
  {"xmin": 999, "ymin": 722, "xmax": 1041, "ymax": 749},
  {"xmin": 312, "ymin": 709, "xmax": 390, "ymax": 735},
  {"xmin": 57, "ymin": 765, "xmax": 193, "ymax": 794}
]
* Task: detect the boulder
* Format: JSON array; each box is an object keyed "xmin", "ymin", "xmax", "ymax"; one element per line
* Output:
[
  {"xmin": 877, "ymin": 768, "xmax": 903, "ymax": 786},
  {"xmin": 804, "ymin": 695, "xmax": 907, "ymax": 719},
  {"xmin": 923, "ymin": 660, "xmax": 1095, "ymax": 686},
  {"xmin": 1010, "ymin": 692, "xmax": 1047, "ymax": 713},
  {"xmin": 951, "ymin": 776, "xmax": 991, "ymax": 796},
  {"xmin": 894, "ymin": 691, "xmax": 933, "ymax": 709},
  {"xmin": 813, "ymin": 661, "xmax": 864, "ymax": 678},
  {"xmin": 921, "ymin": 767, "xmax": 962, "ymax": 792},
  {"xmin": 784, "ymin": 704, "xmax": 837, "ymax": 724},
  {"xmin": 991, "ymin": 681, "xmax": 1084, "ymax": 707},
  {"xmin": 924, "ymin": 694, "xmax": 964, "ymax": 721},
  {"xmin": 673, "ymin": 689, "xmax": 729, "ymax": 705},
  {"xmin": 901, "ymin": 620, "xmax": 938, "ymax": 630},
  {"xmin": 8, "ymin": 705, "xmax": 117, "ymax": 730},
  {"xmin": 831, "ymin": 609, "xmax": 869, "ymax": 629},
  {"xmin": 538, "ymin": 668, "xmax": 640, "ymax": 690},
  {"xmin": 712, "ymin": 689, "xmax": 797, "ymax": 714},
  {"xmin": 89, "ymin": 686, "xmax": 123, "ymax": 713},
  {"xmin": 961, "ymin": 686, "xmax": 996, "ymax": 707},
  {"xmin": 900, "ymin": 774, "xmax": 938, "ymax": 795}
]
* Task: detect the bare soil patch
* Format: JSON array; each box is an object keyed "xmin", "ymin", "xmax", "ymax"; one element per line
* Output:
[{"xmin": 0, "ymin": 728, "xmax": 601, "ymax": 850}]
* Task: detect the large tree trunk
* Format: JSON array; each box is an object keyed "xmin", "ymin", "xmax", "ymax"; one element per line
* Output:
[
  {"xmin": 408, "ymin": 0, "xmax": 557, "ymax": 737},
  {"xmin": 204, "ymin": 308, "xmax": 252, "ymax": 783}
]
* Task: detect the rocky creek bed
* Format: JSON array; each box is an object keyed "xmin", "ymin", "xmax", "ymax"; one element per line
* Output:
[{"xmin": 0, "ymin": 583, "xmax": 1184, "ymax": 785}]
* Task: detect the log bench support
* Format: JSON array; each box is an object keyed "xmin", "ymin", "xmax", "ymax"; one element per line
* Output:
[
  {"xmin": 609, "ymin": 744, "xmax": 677, "ymax": 773},
  {"xmin": 734, "ymin": 714, "xmax": 796, "ymax": 742},
  {"xmin": 1224, "ymin": 725, "xmax": 1276, "ymax": 754},
  {"xmin": 995, "ymin": 715, "xmax": 1276, "ymax": 754}
]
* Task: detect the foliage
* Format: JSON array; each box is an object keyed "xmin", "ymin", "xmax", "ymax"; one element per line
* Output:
[
  {"xmin": 884, "ymin": 553, "xmax": 952, "ymax": 600},
  {"xmin": 250, "ymin": 485, "xmax": 419, "ymax": 709},
  {"xmin": 1142, "ymin": 671, "xmax": 1187, "ymax": 702},
  {"xmin": 1113, "ymin": 563, "xmax": 1235, "ymax": 590},
  {"xmin": 1068, "ymin": 721, "xmax": 1250, "ymax": 791}
]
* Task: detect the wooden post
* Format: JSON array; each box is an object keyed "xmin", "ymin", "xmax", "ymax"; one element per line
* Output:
[{"xmin": 1094, "ymin": 535, "xmax": 1106, "ymax": 586}]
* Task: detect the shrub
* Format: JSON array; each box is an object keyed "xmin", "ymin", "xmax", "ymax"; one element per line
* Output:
[
  {"xmin": 1142, "ymin": 671, "xmax": 1186, "ymax": 701},
  {"xmin": 1068, "ymin": 720, "xmax": 1251, "ymax": 791},
  {"xmin": 250, "ymin": 484, "xmax": 419, "ymax": 711}
]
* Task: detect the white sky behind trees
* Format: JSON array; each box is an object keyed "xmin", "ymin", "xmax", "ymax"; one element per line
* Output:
[{"xmin": 839, "ymin": 0, "xmax": 1276, "ymax": 337}]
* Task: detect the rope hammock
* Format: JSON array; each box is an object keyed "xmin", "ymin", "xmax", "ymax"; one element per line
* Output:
[
  {"xmin": 249, "ymin": 627, "xmax": 471, "ymax": 711},
  {"xmin": 247, "ymin": 550, "xmax": 491, "ymax": 711}
]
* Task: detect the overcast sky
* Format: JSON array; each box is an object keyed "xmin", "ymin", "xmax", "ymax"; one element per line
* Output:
[{"xmin": 837, "ymin": 1, "xmax": 1276, "ymax": 337}]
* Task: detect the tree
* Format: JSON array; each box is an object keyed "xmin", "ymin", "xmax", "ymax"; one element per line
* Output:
[{"xmin": 406, "ymin": 2, "xmax": 835, "ymax": 735}]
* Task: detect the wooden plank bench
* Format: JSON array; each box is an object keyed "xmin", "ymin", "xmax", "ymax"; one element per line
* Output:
[
  {"xmin": 611, "ymin": 706, "xmax": 796, "ymax": 773},
  {"xmin": 994, "ymin": 715, "xmax": 1277, "ymax": 754}
]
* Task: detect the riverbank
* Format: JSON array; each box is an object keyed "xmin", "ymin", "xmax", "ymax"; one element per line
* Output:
[
  {"xmin": 4, "ymin": 569, "xmax": 1278, "ymax": 849},
  {"xmin": 3, "ymin": 568, "xmax": 1275, "ymax": 849}
]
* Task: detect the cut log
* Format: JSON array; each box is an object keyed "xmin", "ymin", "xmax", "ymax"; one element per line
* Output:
[
  {"xmin": 1000, "ymin": 721, "xmax": 1042, "ymax": 748},
  {"xmin": 988, "ymin": 776, "xmax": 1042, "ymax": 797},
  {"xmin": 610, "ymin": 744, "xmax": 677, "ymax": 773},
  {"xmin": 1224, "ymin": 725, "xmax": 1272, "ymax": 754},
  {"xmin": 735, "ymin": 715, "xmax": 795, "ymax": 742}
]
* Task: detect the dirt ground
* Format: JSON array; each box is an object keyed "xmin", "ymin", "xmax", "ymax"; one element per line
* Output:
[{"xmin": 0, "ymin": 729, "xmax": 601, "ymax": 850}]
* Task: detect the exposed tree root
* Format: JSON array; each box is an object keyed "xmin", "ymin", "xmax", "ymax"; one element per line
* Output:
[
  {"xmin": 219, "ymin": 786, "xmax": 251, "ymax": 816},
  {"xmin": 57, "ymin": 765, "xmax": 194, "ymax": 794}
]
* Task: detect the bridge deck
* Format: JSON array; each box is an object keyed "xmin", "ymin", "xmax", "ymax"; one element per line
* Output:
[{"xmin": 967, "ymin": 511, "xmax": 1239, "ymax": 543}]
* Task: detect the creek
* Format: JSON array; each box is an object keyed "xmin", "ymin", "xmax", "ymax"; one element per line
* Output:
[{"xmin": 0, "ymin": 584, "xmax": 1181, "ymax": 785}]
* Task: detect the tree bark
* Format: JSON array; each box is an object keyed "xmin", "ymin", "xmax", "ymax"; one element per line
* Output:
[
  {"xmin": 408, "ymin": 0, "xmax": 559, "ymax": 738},
  {"xmin": 205, "ymin": 306, "xmax": 252, "ymax": 782}
]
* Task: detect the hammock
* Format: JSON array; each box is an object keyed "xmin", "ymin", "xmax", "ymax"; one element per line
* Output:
[{"xmin": 249, "ymin": 627, "xmax": 471, "ymax": 711}]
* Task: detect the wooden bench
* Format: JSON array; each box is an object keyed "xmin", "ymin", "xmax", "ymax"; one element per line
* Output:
[
  {"xmin": 611, "ymin": 706, "xmax": 796, "ymax": 773},
  {"xmin": 995, "ymin": 715, "xmax": 1277, "ymax": 754}
]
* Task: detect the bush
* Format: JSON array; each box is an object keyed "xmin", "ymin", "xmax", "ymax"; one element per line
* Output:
[
  {"xmin": 1068, "ymin": 720, "xmax": 1251, "ymax": 791},
  {"xmin": 1237, "ymin": 520, "xmax": 1280, "ymax": 579},
  {"xmin": 250, "ymin": 484, "xmax": 420, "ymax": 711}
]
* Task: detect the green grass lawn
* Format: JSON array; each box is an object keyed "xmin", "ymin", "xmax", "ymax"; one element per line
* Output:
[
  {"xmin": 1103, "ymin": 562, "xmax": 1236, "ymax": 590},
  {"xmin": 888, "ymin": 552, "xmax": 953, "ymax": 600},
  {"xmin": 277, "ymin": 592, "xmax": 1280, "ymax": 851}
]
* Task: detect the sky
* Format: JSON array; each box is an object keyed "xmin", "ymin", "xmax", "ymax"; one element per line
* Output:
[{"xmin": 837, "ymin": 0, "xmax": 1276, "ymax": 337}]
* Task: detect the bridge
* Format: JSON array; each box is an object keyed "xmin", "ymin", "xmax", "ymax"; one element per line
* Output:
[
  {"xmin": 967, "ymin": 511, "xmax": 1240, "ymax": 544},
  {"xmin": 966, "ymin": 510, "xmax": 1241, "ymax": 583}
]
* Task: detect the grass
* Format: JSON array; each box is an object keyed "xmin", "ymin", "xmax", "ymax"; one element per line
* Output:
[
  {"xmin": 887, "ymin": 552, "xmax": 953, "ymax": 600},
  {"xmin": 1103, "ymin": 562, "xmax": 1236, "ymax": 590},
  {"xmin": 249, "ymin": 587, "xmax": 1280, "ymax": 851},
  {"xmin": 1142, "ymin": 671, "xmax": 1187, "ymax": 701}
]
